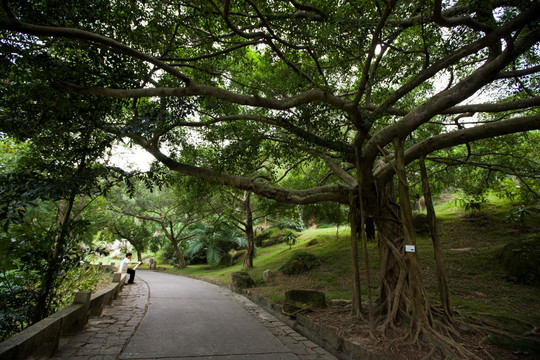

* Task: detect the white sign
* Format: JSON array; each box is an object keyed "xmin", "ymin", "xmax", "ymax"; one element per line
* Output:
[{"xmin": 405, "ymin": 245, "xmax": 416, "ymax": 253}]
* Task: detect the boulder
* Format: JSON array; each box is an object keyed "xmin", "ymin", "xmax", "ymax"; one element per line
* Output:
[
  {"xmin": 230, "ymin": 271, "xmax": 255, "ymax": 292},
  {"xmin": 262, "ymin": 269, "xmax": 275, "ymax": 284},
  {"xmin": 145, "ymin": 258, "xmax": 157, "ymax": 270}
]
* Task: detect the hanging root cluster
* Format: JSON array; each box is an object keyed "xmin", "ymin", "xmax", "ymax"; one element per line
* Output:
[{"xmin": 372, "ymin": 224, "xmax": 484, "ymax": 359}]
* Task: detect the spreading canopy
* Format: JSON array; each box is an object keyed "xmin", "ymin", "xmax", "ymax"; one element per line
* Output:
[{"xmin": 1, "ymin": 0, "xmax": 538, "ymax": 204}]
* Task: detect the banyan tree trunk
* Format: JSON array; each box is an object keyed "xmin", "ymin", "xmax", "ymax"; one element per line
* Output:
[
  {"xmin": 419, "ymin": 156, "xmax": 453, "ymax": 322},
  {"xmin": 373, "ymin": 139, "xmax": 432, "ymax": 334}
]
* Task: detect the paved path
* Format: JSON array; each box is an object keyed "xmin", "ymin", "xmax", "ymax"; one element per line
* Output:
[{"xmin": 51, "ymin": 270, "xmax": 338, "ymax": 360}]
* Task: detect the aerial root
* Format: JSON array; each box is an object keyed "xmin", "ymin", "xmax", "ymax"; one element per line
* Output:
[
  {"xmin": 420, "ymin": 345, "xmax": 436, "ymax": 360},
  {"xmin": 482, "ymin": 348, "xmax": 496, "ymax": 360},
  {"xmin": 371, "ymin": 311, "xmax": 489, "ymax": 359},
  {"xmin": 386, "ymin": 332, "xmax": 410, "ymax": 349},
  {"xmin": 432, "ymin": 318, "xmax": 460, "ymax": 338},
  {"xmin": 525, "ymin": 326, "xmax": 539, "ymax": 336},
  {"xmin": 281, "ymin": 304, "xmax": 311, "ymax": 317},
  {"xmin": 376, "ymin": 309, "xmax": 395, "ymax": 335},
  {"xmin": 367, "ymin": 329, "xmax": 378, "ymax": 341},
  {"xmin": 470, "ymin": 312, "xmax": 538, "ymax": 336},
  {"xmin": 422, "ymin": 327, "xmax": 483, "ymax": 360}
]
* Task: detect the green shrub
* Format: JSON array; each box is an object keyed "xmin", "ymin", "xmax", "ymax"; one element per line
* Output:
[
  {"xmin": 217, "ymin": 252, "xmax": 233, "ymax": 267},
  {"xmin": 506, "ymin": 205, "xmax": 539, "ymax": 227},
  {"xmin": 254, "ymin": 228, "xmax": 276, "ymax": 247},
  {"xmin": 0, "ymin": 263, "xmax": 110, "ymax": 342},
  {"xmin": 282, "ymin": 231, "xmax": 297, "ymax": 249},
  {"xmin": 279, "ymin": 251, "xmax": 321, "ymax": 275},
  {"xmin": 452, "ymin": 196, "xmax": 485, "ymax": 212},
  {"xmin": 256, "ymin": 228, "xmax": 297, "ymax": 248},
  {"xmin": 275, "ymin": 220, "xmax": 305, "ymax": 232},
  {"xmin": 497, "ymin": 240, "xmax": 540, "ymax": 285},
  {"xmin": 261, "ymin": 237, "xmax": 282, "ymax": 247},
  {"xmin": 0, "ymin": 270, "xmax": 40, "ymax": 341}
]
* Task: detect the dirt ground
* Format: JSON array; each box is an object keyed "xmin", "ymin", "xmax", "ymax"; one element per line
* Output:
[{"xmin": 303, "ymin": 306, "xmax": 531, "ymax": 360}]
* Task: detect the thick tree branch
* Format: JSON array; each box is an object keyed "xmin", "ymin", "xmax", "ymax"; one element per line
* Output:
[
  {"xmin": 432, "ymin": 0, "xmax": 495, "ymax": 32},
  {"xmin": 428, "ymin": 157, "xmax": 538, "ymax": 178},
  {"xmin": 133, "ymin": 137, "xmax": 350, "ymax": 205},
  {"xmin": 389, "ymin": 5, "xmax": 469, "ymax": 27},
  {"xmin": 364, "ymin": 22, "xmax": 540, "ymax": 162},
  {"xmin": 322, "ymin": 155, "xmax": 358, "ymax": 187},
  {"xmin": 0, "ymin": 17, "xmax": 192, "ymax": 84},
  {"xmin": 214, "ymin": 0, "xmax": 265, "ymax": 40},
  {"xmin": 372, "ymin": 2, "xmax": 539, "ymax": 116},
  {"xmin": 375, "ymin": 115, "xmax": 540, "ymax": 182},
  {"xmin": 365, "ymin": 96, "xmax": 540, "ymax": 117},
  {"xmin": 353, "ymin": 0, "xmax": 397, "ymax": 106},
  {"xmin": 159, "ymin": 40, "xmax": 262, "ymax": 62},
  {"xmin": 443, "ymin": 96, "xmax": 540, "ymax": 114},
  {"xmin": 54, "ymin": 80, "xmax": 350, "ymax": 111},
  {"xmin": 497, "ymin": 64, "xmax": 540, "ymax": 79}
]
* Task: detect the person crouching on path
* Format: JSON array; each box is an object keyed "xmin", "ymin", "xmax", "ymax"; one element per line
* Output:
[{"xmin": 120, "ymin": 252, "xmax": 137, "ymax": 284}]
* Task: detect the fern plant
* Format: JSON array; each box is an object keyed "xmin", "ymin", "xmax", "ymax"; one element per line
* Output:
[{"xmin": 184, "ymin": 221, "xmax": 247, "ymax": 266}]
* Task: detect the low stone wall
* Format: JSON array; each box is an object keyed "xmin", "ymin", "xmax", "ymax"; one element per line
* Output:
[{"xmin": 0, "ymin": 272, "xmax": 127, "ymax": 360}]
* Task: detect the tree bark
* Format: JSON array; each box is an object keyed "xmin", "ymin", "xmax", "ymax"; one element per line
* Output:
[
  {"xmin": 242, "ymin": 192, "xmax": 254, "ymax": 270},
  {"xmin": 419, "ymin": 156, "xmax": 453, "ymax": 322},
  {"xmin": 349, "ymin": 192, "xmax": 362, "ymax": 316},
  {"xmin": 373, "ymin": 140, "xmax": 433, "ymax": 334},
  {"xmin": 172, "ymin": 241, "xmax": 187, "ymax": 268},
  {"xmin": 360, "ymin": 192, "xmax": 375, "ymax": 331},
  {"xmin": 375, "ymin": 115, "xmax": 540, "ymax": 183},
  {"xmin": 394, "ymin": 138, "xmax": 431, "ymax": 332},
  {"xmin": 34, "ymin": 194, "xmax": 77, "ymax": 322}
]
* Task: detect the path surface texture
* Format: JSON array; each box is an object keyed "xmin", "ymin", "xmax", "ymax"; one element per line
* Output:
[{"xmin": 51, "ymin": 270, "xmax": 338, "ymax": 360}]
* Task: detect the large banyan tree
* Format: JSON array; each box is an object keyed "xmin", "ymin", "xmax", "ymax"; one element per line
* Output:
[{"xmin": 1, "ymin": 0, "xmax": 539, "ymax": 357}]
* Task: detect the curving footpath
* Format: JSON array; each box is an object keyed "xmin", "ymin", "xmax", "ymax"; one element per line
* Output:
[{"xmin": 50, "ymin": 270, "xmax": 338, "ymax": 360}]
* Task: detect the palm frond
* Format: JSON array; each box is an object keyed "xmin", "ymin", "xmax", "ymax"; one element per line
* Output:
[
  {"xmin": 185, "ymin": 242, "xmax": 204, "ymax": 257},
  {"xmin": 206, "ymin": 246, "xmax": 221, "ymax": 266}
]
